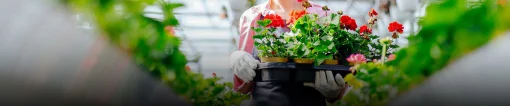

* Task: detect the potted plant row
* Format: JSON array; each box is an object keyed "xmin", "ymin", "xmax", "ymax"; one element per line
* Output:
[{"xmin": 252, "ymin": 0, "xmax": 400, "ymax": 82}]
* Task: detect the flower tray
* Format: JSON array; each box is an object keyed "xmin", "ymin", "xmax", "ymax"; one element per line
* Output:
[{"xmin": 254, "ymin": 62, "xmax": 352, "ymax": 82}]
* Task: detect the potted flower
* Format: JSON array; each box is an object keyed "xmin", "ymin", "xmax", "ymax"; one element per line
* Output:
[
  {"xmin": 252, "ymin": 14, "xmax": 289, "ymax": 63},
  {"xmin": 286, "ymin": 13, "xmax": 317, "ymax": 64},
  {"xmin": 252, "ymin": 14, "xmax": 291, "ymax": 81},
  {"xmin": 287, "ymin": 10, "xmax": 341, "ymax": 65}
]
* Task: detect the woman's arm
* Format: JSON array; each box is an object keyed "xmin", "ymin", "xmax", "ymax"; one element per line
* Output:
[{"xmin": 232, "ymin": 8, "xmax": 258, "ymax": 94}]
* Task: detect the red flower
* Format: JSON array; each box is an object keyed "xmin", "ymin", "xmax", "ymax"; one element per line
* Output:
[
  {"xmin": 340, "ymin": 15, "xmax": 357, "ymax": 30},
  {"xmin": 264, "ymin": 14, "xmax": 285, "ymax": 28},
  {"xmin": 359, "ymin": 25, "xmax": 372, "ymax": 35},
  {"xmin": 287, "ymin": 10, "xmax": 307, "ymax": 24},
  {"xmin": 340, "ymin": 15, "xmax": 352, "ymax": 25},
  {"xmin": 212, "ymin": 73, "xmax": 217, "ymax": 77},
  {"xmin": 297, "ymin": 0, "xmax": 303, "ymax": 2},
  {"xmin": 368, "ymin": 8, "xmax": 378, "ymax": 17},
  {"xmin": 347, "ymin": 54, "xmax": 367, "ymax": 65},
  {"xmin": 348, "ymin": 19, "xmax": 357, "ymax": 30},
  {"xmin": 388, "ymin": 21, "xmax": 404, "ymax": 34}
]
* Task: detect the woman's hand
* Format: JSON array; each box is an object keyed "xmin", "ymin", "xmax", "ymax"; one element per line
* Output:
[
  {"xmin": 229, "ymin": 51, "xmax": 259, "ymax": 82},
  {"xmin": 304, "ymin": 71, "xmax": 346, "ymax": 100}
]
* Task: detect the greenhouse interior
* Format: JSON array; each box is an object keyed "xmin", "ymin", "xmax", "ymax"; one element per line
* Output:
[{"xmin": 0, "ymin": 0, "xmax": 509, "ymax": 106}]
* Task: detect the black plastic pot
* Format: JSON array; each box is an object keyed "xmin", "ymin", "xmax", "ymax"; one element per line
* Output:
[
  {"xmin": 257, "ymin": 62, "xmax": 292, "ymax": 82},
  {"xmin": 255, "ymin": 62, "xmax": 352, "ymax": 82}
]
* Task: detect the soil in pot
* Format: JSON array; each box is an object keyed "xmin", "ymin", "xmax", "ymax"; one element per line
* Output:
[
  {"xmin": 293, "ymin": 58, "xmax": 314, "ymax": 64},
  {"xmin": 260, "ymin": 57, "xmax": 288, "ymax": 63},
  {"xmin": 322, "ymin": 59, "xmax": 339, "ymax": 65}
]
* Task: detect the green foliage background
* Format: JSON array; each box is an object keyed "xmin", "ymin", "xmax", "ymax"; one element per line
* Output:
[
  {"xmin": 338, "ymin": 0, "xmax": 510, "ymax": 105},
  {"xmin": 61, "ymin": 0, "xmax": 249, "ymax": 105}
]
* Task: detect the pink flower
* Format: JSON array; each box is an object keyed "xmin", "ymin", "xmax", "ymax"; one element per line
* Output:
[
  {"xmin": 212, "ymin": 73, "xmax": 217, "ymax": 77},
  {"xmin": 388, "ymin": 54, "xmax": 396, "ymax": 61},
  {"xmin": 185, "ymin": 65, "xmax": 191, "ymax": 72},
  {"xmin": 165, "ymin": 26, "xmax": 175, "ymax": 36},
  {"xmin": 347, "ymin": 54, "xmax": 367, "ymax": 65},
  {"xmin": 297, "ymin": 0, "xmax": 303, "ymax": 2}
]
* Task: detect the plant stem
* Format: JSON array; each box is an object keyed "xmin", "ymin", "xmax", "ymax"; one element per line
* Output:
[{"xmin": 381, "ymin": 44, "xmax": 387, "ymax": 64}]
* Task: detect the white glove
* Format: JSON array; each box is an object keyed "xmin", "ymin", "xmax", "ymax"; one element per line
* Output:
[
  {"xmin": 304, "ymin": 71, "xmax": 346, "ymax": 99},
  {"xmin": 229, "ymin": 51, "xmax": 259, "ymax": 82}
]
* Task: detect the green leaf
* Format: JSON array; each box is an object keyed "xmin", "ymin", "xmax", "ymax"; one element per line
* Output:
[
  {"xmin": 314, "ymin": 54, "xmax": 333, "ymax": 66},
  {"xmin": 257, "ymin": 19, "xmax": 271, "ymax": 27},
  {"xmin": 253, "ymin": 35, "xmax": 264, "ymax": 39}
]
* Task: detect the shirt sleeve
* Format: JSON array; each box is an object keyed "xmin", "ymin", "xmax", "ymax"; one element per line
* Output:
[
  {"xmin": 237, "ymin": 8, "xmax": 256, "ymax": 54},
  {"xmin": 233, "ymin": 8, "xmax": 257, "ymax": 94},
  {"xmin": 233, "ymin": 75, "xmax": 253, "ymax": 94}
]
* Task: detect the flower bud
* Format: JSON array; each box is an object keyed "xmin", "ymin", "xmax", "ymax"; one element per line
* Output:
[
  {"xmin": 392, "ymin": 33, "xmax": 399, "ymax": 39},
  {"xmin": 322, "ymin": 6, "xmax": 330, "ymax": 11},
  {"xmin": 363, "ymin": 35, "xmax": 370, "ymax": 40},
  {"xmin": 302, "ymin": 1, "xmax": 312, "ymax": 8},
  {"xmin": 337, "ymin": 11, "xmax": 343, "ymax": 15},
  {"xmin": 368, "ymin": 17, "xmax": 377, "ymax": 25}
]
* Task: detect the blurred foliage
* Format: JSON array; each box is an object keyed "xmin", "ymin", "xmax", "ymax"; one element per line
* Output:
[
  {"xmin": 337, "ymin": 0, "xmax": 510, "ymax": 105},
  {"xmin": 248, "ymin": 0, "xmax": 257, "ymax": 7},
  {"xmin": 61, "ymin": 0, "xmax": 248, "ymax": 105}
]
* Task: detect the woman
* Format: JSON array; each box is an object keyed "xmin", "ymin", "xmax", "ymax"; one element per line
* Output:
[{"xmin": 228, "ymin": 0, "xmax": 349, "ymax": 105}]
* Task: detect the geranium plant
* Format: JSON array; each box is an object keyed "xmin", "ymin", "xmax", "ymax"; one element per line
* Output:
[
  {"xmin": 286, "ymin": 13, "xmax": 339, "ymax": 65},
  {"xmin": 252, "ymin": 14, "xmax": 288, "ymax": 58},
  {"xmin": 284, "ymin": 1, "xmax": 400, "ymax": 65},
  {"xmin": 283, "ymin": 2, "xmax": 341, "ymax": 65},
  {"xmin": 335, "ymin": 9, "xmax": 399, "ymax": 64},
  {"xmin": 285, "ymin": 4, "xmax": 321, "ymax": 63}
]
